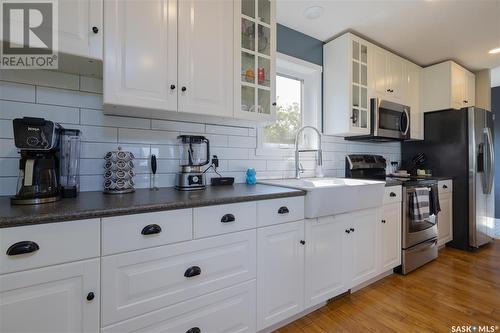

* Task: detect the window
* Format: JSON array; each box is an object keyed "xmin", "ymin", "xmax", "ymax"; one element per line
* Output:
[
  {"xmin": 257, "ymin": 53, "xmax": 322, "ymax": 153},
  {"xmin": 263, "ymin": 75, "xmax": 303, "ymax": 145}
]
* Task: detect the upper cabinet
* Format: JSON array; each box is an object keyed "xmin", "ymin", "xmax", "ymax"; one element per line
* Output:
[
  {"xmin": 177, "ymin": 0, "xmax": 234, "ymax": 117},
  {"xmin": 323, "ymin": 33, "xmax": 423, "ymax": 140},
  {"xmin": 323, "ymin": 34, "xmax": 370, "ymax": 136},
  {"xmin": 422, "ymin": 60, "xmax": 476, "ymax": 112},
  {"xmin": 234, "ymin": 0, "xmax": 276, "ymax": 121},
  {"xmin": 59, "ymin": 0, "xmax": 103, "ymax": 60},
  {"xmin": 104, "ymin": 0, "xmax": 275, "ymax": 121}
]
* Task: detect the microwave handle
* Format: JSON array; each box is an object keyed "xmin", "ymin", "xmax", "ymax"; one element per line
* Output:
[{"xmin": 400, "ymin": 109, "xmax": 409, "ymax": 135}]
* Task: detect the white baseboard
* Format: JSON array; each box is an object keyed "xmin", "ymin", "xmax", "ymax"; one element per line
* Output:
[
  {"xmin": 350, "ymin": 269, "xmax": 394, "ymax": 293},
  {"xmin": 257, "ymin": 302, "xmax": 326, "ymax": 333}
]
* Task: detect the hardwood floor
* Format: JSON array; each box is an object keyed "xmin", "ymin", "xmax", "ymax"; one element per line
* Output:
[{"xmin": 276, "ymin": 240, "xmax": 500, "ymax": 333}]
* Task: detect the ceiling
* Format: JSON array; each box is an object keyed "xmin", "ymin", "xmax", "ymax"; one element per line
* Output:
[{"xmin": 276, "ymin": 0, "xmax": 500, "ymax": 71}]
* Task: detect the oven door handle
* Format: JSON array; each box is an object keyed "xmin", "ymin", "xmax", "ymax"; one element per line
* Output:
[{"xmin": 400, "ymin": 108, "xmax": 410, "ymax": 136}]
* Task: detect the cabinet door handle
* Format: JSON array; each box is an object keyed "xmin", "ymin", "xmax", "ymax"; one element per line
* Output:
[
  {"xmin": 6, "ymin": 241, "xmax": 39, "ymax": 256},
  {"xmin": 381, "ymin": 219, "xmax": 386, "ymax": 224},
  {"xmin": 181, "ymin": 86, "xmax": 187, "ymax": 92},
  {"xmin": 272, "ymin": 102, "xmax": 277, "ymax": 106},
  {"xmin": 443, "ymin": 184, "xmax": 448, "ymax": 189},
  {"xmin": 170, "ymin": 84, "xmax": 176, "ymax": 90},
  {"xmin": 86, "ymin": 292, "xmax": 95, "ymax": 301},
  {"xmin": 141, "ymin": 224, "xmax": 162, "ymax": 235},
  {"xmin": 278, "ymin": 206, "xmax": 289, "ymax": 214},
  {"xmin": 92, "ymin": 26, "xmax": 99, "ymax": 34},
  {"xmin": 463, "ymin": 100, "xmax": 468, "ymax": 104},
  {"xmin": 300, "ymin": 240, "xmax": 305, "ymax": 245},
  {"xmin": 390, "ymin": 192, "xmax": 396, "ymax": 197},
  {"xmin": 350, "ymin": 227, "xmax": 355, "ymax": 232},
  {"xmin": 221, "ymin": 214, "xmax": 235, "ymax": 223},
  {"xmin": 186, "ymin": 328, "xmax": 201, "ymax": 333},
  {"xmin": 345, "ymin": 229, "xmax": 351, "ymax": 234},
  {"xmin": 184, "ymin": 266, "xmax": 201, "ymax": 278}
]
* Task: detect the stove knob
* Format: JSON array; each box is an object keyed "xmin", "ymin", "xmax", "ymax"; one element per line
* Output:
[
  {"xmin": 192, "ymin": 176, "xmax": 199, "ymax": 183},
  {"xmin": 27, "ymin": 136, "xmax": 39, "ymax": 146}
]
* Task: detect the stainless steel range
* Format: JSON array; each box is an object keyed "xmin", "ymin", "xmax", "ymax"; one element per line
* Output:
[{"xmin": 346, "ymin": 154, "xmax": 439, "ymax": 274}]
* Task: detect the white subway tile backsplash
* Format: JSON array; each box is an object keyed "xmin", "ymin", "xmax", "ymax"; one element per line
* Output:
[
  {"xmin": 0, "ymin": 72, "xmax": 401, "ymax": 195},
  {"xmin": 118, "ymin": 128, "xmax": 178, "ymax": 144},
  {"xmin": 36, "ymin": 86, "xmax": 103, "ymax": 109},
  {"xmin": 206, "ymin": 124, "xmax": 249, "ymax": 136},
  {"xmin": 152, "ymin": 120, "xmax": 205, "ymax": 133},
  {"xmin": 0, "ymin": 120, "xmax": 13, "ymax": 138},
  {"xmin": 81, "ymin": 108, "xmax": 151, "ymax": 129},
  {"xmin": 0, "ymin": 100, "xmax": 80, "ymax": 124},
  {"xmin": 0, "ymin": 81, "xmax": 36, "ymax": 102},
  {"xmin": 0, "ymin": 69, "xmax": 79, "ymax": 90},
  {"xmin": 80, "ymin": 76, "xmax": 103, "ymax": 93},
  {"xmin": 0, "ymin": 139, "xmax": 17, "ymax": 157}
]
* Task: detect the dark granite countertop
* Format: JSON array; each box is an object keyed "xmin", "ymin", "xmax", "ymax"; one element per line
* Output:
[
  {"xmin": 0, "ymin": 184, "xmax": 305, "ymax": 228},
  {"xmin": 385, "ymin": 179, "xmax": 403, "ymax": 187}
]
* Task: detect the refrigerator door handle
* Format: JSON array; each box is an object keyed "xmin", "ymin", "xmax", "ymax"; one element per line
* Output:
[{"xmin": 485, "ymin": 127, "xmax": 494, "ymax": 194}]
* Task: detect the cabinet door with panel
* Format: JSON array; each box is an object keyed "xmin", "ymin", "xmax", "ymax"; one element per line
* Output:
[
  {"xmin": 341, "ymin": 208, "xmax": 380, "ymax": 288},
  {"xmin": 59, "ymin": 0, "xmax": 102, "ymax": 59},
  {"xmin": 380, "ymin": 202, "xmax": 402, "ymax": 271},
  {"xmin": 0, "ymin": 259, "xmax": 100, "ymax": 333},
  {"xmin": 305, "ymin": 216, "xmax": 350, "ymax": 308},
  {"xmin": 437, "ymin": 192, "xmax": 453, "ymax": 246},
  {"xmin": 104, "ymin": 0, "xmax": 177, "ymax": 112},
  {"xmin": 234, "ymin": 0, "xmax": 276, "ymax": 121},
  {"xmin": 257, "ymin": 220, "xmax": 305, "ymax": 330},
  {"xmin": 451, "ymin": 62, "xmax": 466, "ymax": 110},
  {"xmin": 178, "ymin": 0, "xmax": 234, "ymax": 117},
  {"xmin": 406, "ymin": 62, "xmax": 423, "ymax": 140},
  {"xmin": 387, "ymin": 53, "xmax": 405, "ymax": 102},
  {"xmin": 465, "ymin": 71, "xmax": 476, "ymax": 107}
]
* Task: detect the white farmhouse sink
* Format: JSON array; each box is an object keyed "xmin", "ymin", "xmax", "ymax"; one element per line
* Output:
[{"xmin": 259, "ymin": 177, "xmax": 385, "ymax": 218}]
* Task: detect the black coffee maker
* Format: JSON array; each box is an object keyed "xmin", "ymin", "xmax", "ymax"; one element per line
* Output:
[{"xmin": 11, "ymin": 117, "xmax": 81, "ymax": 205}]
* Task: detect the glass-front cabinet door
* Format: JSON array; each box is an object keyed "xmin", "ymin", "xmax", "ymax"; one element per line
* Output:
[
  {"xmin": 235, "ymin": 0, "xmax": 276, "ymax": 121},
  {"xmin": 350, "ymin": 38, "xmax": 369, "ymax": 133}
]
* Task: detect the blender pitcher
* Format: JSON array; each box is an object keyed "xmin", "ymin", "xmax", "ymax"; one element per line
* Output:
[{"xmin": 59, "ymin": 128, "xmax": 81, "ymax": 197}]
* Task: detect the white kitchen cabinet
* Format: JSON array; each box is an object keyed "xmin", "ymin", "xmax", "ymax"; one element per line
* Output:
[
  {"xmin": 380, "ymin": 202, "xmax": 402, "ymax": 271},
  {"xmin": 234, "ymin": 0, "xmax": 276, "ymax": 121},
  {"xmin": 304, "ymin": 216, "xmax": 349, "ymax": 308},
  {"xmin": 405, "ymin": 61, "xmax": 424, "ymax": 140},
  {"xmin": 371, "ymin": 46, "xmax": 405, "ymax": 103},
  {"xmin": 257, "ymin": 220, "xmax": 305, "ymax": 330},
  {"xmin": 423, "ymin": 60, "xmax": 475, "ymax": 112},
  {"xmin": 0, "ymin": 259, "xmax": 100, "ymax": 333},
  {"xmin": 344, "ymin": 208, "xmax": 380, "ymax": 287},
  {"xmin": 438, "ymin": 180, "xmax": 453, "ymax": 247},
  {"xmin": 59, "ymin": 0, "xmax": 102, "ymax": 59},
  {"xmin": 324, "ymin": 33, "xmax": 370, "ymax": 136},
  {"xmin": 101, "ymin": 281, "xmax": 256, "ymax": 333},
  {"xmin": 178, "ymin": 0, "xmax": 234, "ymax": 117},
  {"xmin": 104, "ymin": 0, "xmax": 178, "ymax": 113}
]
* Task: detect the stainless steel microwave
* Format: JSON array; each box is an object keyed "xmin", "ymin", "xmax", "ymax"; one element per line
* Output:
[{"xmin": 346, "ymin": 98, "xmax": 410, "ymax": 142}]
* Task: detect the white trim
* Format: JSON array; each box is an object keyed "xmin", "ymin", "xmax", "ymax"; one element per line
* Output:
[{"xmin": 256, "ymin": 52, "xmax": 322, "ymax": 155}]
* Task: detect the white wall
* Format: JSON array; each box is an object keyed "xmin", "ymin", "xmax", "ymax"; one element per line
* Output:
[
  {"xmin": 492, "ymin": 66, "xmax": 500, "ymax": 87},
  {"xmin": 0, "ymin": 70, "xmax": 401, "ymax": 195}
]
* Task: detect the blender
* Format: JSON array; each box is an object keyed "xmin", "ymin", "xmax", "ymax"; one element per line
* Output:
[{"xmin": 175, "ymin": 135, "xmax": 210, "ymax": 191}]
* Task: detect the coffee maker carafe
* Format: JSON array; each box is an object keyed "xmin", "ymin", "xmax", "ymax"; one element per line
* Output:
[
  {"xmin": 175, "ymin": 135, "xmax": 210, "ymax": 191},
  {"xmin": 11, "ymin": 117, "xmax": 81, "ymax": 205}
]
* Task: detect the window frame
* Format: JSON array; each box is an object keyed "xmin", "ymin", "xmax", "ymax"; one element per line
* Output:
[{"xmin": 256, "ymin": 52, "xmax": 322, "ymax": 155}]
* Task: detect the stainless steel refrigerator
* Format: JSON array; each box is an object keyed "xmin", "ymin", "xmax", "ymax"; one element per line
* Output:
[{"xmin": 402, "ymin": 107, "xmax": 495, "ymax": 250}]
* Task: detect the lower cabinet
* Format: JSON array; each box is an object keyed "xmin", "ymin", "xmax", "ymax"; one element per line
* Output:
[
  {"xmin": 257, "ymin": 220, "xmax": 305, "ymax": 330},
  {"xmin": 0, "ymin": 259, "xmax": 100, "ymax": 333},
  {"xmin": 380, "ymin": 202, "xmax": 402, "ymax": 271},
  {"xmin": 101, "ymin": 280, "xmax": 256, "ymax": 333},
  {"xmin": 438, "ymin": 192, "xmax": 453, "ymax": 246},
  {"xmin": 304, "ymin": 216, "xmax": 349, "ymax": 308}
]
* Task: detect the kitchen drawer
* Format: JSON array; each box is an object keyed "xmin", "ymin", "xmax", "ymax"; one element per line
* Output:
[
  {"xmin": 101, "ymin": 229, "xmax": 256, "ymax": 326},
  {"xmin": 257, "ymin": 196, "xmax": 305, "ymax": 227},
  {"xmin": 102, "ymin": 209, "xmax": 192, "ymax": 255},
  {"xmin": 193, "ymin": 201, "xmax": 256, "ymax": 238},
  {"xmin": 383, "ymin": 186, "xmax": 402, "ymax": 205},
  {"xmin": 101, "ymin": 280, "xmax": 256, "ymax": 333},
  {"xmin": 438, "ymin": 179, "xmax": 453, "ymax": 194},
  {"xmin": 0, "ymin": 219, "xmax": 100, "ymax": 274}
]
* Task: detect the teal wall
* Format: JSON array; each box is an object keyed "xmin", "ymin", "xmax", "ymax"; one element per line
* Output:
[{"xmin": 277, "ymin": 24, "xmax": 323, "ymax": 66}]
